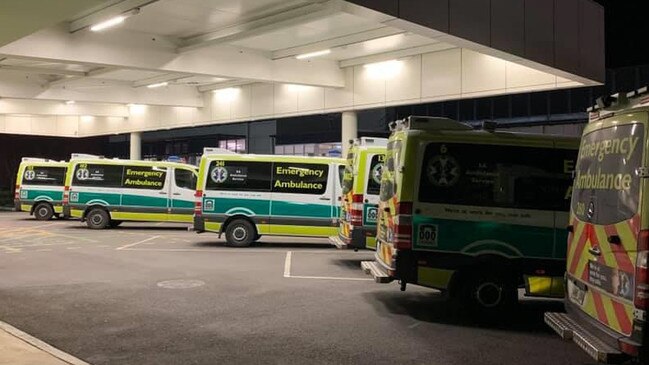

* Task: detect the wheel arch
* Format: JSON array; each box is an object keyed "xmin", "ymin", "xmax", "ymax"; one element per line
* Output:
[
  {"xmin": 219, "ymin": 214, "xmax": 257, "ymax": 237},
  {"xmin": 82, "ymin": 204, "xmax": 111, "ymax": 221}
]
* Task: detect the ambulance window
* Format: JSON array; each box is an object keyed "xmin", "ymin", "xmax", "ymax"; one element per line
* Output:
[
  {"xmin": 22, "ymin": 166, "xmax": 66, "ymax": 186},
  {"xmin": 366, "ymin": 154, "xmax": 384, "ymax": 196},
  {"xmin": 175, "ymin": 169, "xmax": 197, "ymax": 190},
  {"xmin": 418, "ymin": 142, "xmax": 576, "ymax": 211},
  {"xmin": 380, "ymin": 141, "xmax": 400, "ymax": 202},
  {"xmin": 572, "ymin": 124, "xmax": 643, "ymax": 225},
  {"xmin": 272, "ymin": 162, "xmax": 328, "ymax": 195},
  {"xmin": 205, "ymin": 161, "xmax": 271, "ymax": 192},
  {"xmin": 338, "ymin": 165, "xmax": 346, "ymax": 186},
  {"xmin": 73, "ymin": 164, "xmax": 123, "ymax": 188},
  {"xmin": 341, "ymin": 162, "xmax": 353, "ymax": 194}
]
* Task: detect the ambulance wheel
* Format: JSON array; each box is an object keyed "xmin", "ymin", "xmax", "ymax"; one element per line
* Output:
[
  {"xmin": 34, "ymin": 203, "xmax": 54, "ymax": 221},
  {"xmin": 109, "ymin": 220, "xmax": 123, "ymax": 228},
  {"xmin": 225, "ymin": 219, "xmax": 255, "ymax": 247},
  {"xmin": 86, "ymin": 208, "xmax": 110, "ymax": 229},
  {"xmin": 461, "ymin": 270, "xmax": 517, "ymax": 314}
]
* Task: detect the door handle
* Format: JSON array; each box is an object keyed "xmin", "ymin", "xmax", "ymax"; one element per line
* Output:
[
  {"xmin": 173, "ymin": 193, "xmax": 181, "ymax": 196},
  {"xmin": 588, "ymin": 245, "xmax": 602, "ymax": 256},
  {"xmin": 158, "ymin": 192, "xmax": 167, "ymax": 195},
  {"xmin": 607, "ymin": 235, "xmax": 621, "ymax": 244},
  {"xmin": 319, "ymin": 196, "xmax": 331, "ymax": 201}
]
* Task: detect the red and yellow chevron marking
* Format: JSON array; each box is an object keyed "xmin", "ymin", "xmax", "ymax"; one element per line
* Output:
[{"xmin": 567, "ymin": 214, "xmax": 639, "ymax": 336}]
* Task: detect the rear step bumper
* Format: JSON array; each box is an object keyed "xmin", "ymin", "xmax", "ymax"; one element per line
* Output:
[
  {"xmin": 361, "ymin": 261, "xmax": 392, "ymax": 283},
  {"xmin": 328, "ymin": 236, "xmax": 348, "ymax": 249},
  {"xmin": 544, "ymin": 312, "xmax": 627, "ymax": 364}
]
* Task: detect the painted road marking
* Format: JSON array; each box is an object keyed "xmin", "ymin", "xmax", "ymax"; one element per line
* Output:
[
  {"xmin": 116, "ymin": 235, "xmax": 161, "ymax": 250},
  {"xmin": 283, "ymin": 251, "xmax": 372, "ymax": 281},
  {"xmin": 0, "ymin": 320, "xmax": 90, "ymax": 365}
]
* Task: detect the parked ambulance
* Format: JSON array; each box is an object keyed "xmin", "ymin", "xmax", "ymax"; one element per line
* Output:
[
  {"xmin": 330, "ymin": 137, "xmax": 387, "ymax": 250},
  {"xmin": 362, "ymin": 116, "xmax": 579, "ymax": 312},
  {"xmin": 14, "ymin": 158, "xmax": 67, "ymax": 220},
  {"xmin": 63, "ymin": 155, "xmax": 198, "ymax": 229},
  {"xmin": 546, "ymin": 89, "xmax": 649, "ymax": 363},
  {"xmin": 194, "ymin": 151, "xmax": 345, "ymax": 246}
]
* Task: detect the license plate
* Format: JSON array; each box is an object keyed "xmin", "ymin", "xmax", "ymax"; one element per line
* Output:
[{"xmin": 568, "ymin": 280, "xmax": 586, "ymax": 306}]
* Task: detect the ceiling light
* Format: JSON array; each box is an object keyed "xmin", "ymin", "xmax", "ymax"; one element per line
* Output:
[
  {"xmin": 363, "ymin": 60, "xmax": 403, "ymax": 79},
  {"xmin": 90, "ymin": 8, "xmax": 140, "ymax": 32},
  {"xmin": 295, "ymin": 49, "xmax": 331, "ymax": 60},
  {"xmin": 214, "ymin": 87, "xmax": 239, "ymax": 102},
  {"xmin": 65, "ymin": 100, "xmax": 75, "ymax": 105},
  {"xmin": 147, "ymin": 81, "xmax": 168, "ymax": 88}
]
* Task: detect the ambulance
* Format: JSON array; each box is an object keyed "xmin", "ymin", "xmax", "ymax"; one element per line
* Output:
[
  {"xmin": 361, "ymin": 116, "xmax": 579, "ymax": 312},
  {"xmin": 62, "ymin": 155, "xmax": 198, "ymax": 229},
  {"xmin": 194, "ymin": 152, "xmax": 345, "ymax": 247},
  {"xmin": 545, "ymin": 88, "xmax": 649, "ymax": 363},
  {"xmin": 330, "ymin": 137, "xmax": 387, "ymax": 250},
  {"xmin": 14, "ymin": 158, "xmax": 67, "ymax": 220}
]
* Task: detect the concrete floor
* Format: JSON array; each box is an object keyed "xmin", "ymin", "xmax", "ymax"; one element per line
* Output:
[{"xmin": 0, "ymin": 212, "xmax": 593, "ymax": 365}]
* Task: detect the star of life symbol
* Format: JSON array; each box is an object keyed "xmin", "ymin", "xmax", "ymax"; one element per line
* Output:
[
  {"xmin": 24, "ymin": 170, "xmax": 36, "ymax": 180},
  {"xmin": 426, "ymin": 146, "xmax": 460, "ymax": 187},
  {"xmin": 371, "ymin": 163, "xmax": 383, "ymax": 184},
  {"xmin": 210, "ymin": 167, "xmax": 229, "ymax": 183}
]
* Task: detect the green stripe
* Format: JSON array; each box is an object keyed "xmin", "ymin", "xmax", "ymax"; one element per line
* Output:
[
  {"xmin": 204, "ymin": 197, "xmax": 333, "ymax": 218},
  {"xmin": 412, "ymin": 216, "xmax": 565, "ymax": 259},
  {"xmin": 23, "ymin": 189, "xmax": 63, "ymax": 202}
]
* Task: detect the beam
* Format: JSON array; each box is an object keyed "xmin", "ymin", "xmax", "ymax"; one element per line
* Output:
[
  {"xmin": 338, "ymin": 43, "xmax": 456, "ymax": 68},
  {"xmin": 132, "ymin": 73, "xmax": 190, "ymax": 88},
  {"xmin": 197, "ymin": 80, "xmax": 252, "ymax": 93},
  {"xmin": 69, "ymin": 0, "xmax": 158, "ymax": 33},
  {"xmin": 0, "ymin": 64, "xmax": 86, "ymax": 76},
  {"xmin": 0, "ymin": 25, "xmax": 346, "ymax": 88},
  {"xmin": 178, "ymin": 0, "xmax": 343, "ymax": 53},
  {"xmin": 272, "ymin": 27, "xmax": 404, "ymax": 60},
  {"xmin": 47, "ymin": 66, "xmax": 117, "ymax": 87}
]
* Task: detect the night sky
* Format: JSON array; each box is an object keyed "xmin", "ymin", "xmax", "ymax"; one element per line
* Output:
[{"xmin": 594, "ymin": 0, "xmax": 649, "ymax": 68}]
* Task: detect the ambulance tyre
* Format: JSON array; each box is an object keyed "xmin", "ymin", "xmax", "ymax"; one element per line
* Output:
[
  {"xmin": 34, "ymin": 203, "xmax": 54, "ymax": 221},
  {"xmin": 461, "ymin": 270, "xmax": 517, "ymax": 314},
  {"xmin": 86, "ymin": 208, "xmax": 110, "ymax": 229},
  {"xmin": 225, "ymin": 219, "xmax": 255, "ymax": 247}
]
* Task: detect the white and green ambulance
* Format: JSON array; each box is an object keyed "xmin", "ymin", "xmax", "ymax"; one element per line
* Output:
[
  {"xmin": 63, "ymin": 156, "xmax": 198, "ymax": 229},
  {"xmin": 14, "ymin": 158, "xmax": 67, "ymax": 220},
  {"xmin": 194, "ymin": 153, "xmax": 345, "ymax": 246},
  {"xmin": 362, "ymin": 116, "xmax": 579, "ymax": 312},
  {"xmin": 331, "ymin": 137, "xmax": 387, "ymax": 250}
]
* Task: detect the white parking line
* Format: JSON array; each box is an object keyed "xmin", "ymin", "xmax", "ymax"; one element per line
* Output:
[
  {"xmin": 116, "ymin": 235, "xmax": 160, "ymax": 250},
  {"xmin": 283, "ymin": 251, "xmax": 372, "ymax": 281},
  {"xmin": 283, "ymin": 251, "xmax": 292, "ymax": 277},
  {"xmin": 0, "ymin": 320, "xmax": 90, "ymax": 365}
]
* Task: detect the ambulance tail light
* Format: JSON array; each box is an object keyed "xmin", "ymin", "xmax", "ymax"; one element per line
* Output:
[
  {"xmin": 14, "ymin": 184, "xmax": 20, "ymax": 200},
  {"xmin": 393, "ymin": 202, "xmax": 413, "ymax": 250},
  {"xmin": 634, "ymin": 229, "xmax": 649, "ymax": 310},
  {"xmin": 63, "ymin": 186, "xmax": 70, "ymax": 205},
  {"xmin": 194, "ymin": 190, "xmax": 203, "ymax": 216},
  {"xmin": 350, "ymin": 194, "xmax": 363, "ymax": 226}
]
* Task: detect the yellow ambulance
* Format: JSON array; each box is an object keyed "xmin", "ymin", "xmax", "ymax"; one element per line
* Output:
[
  {"xmin": 194, "ymin": 152, "xmax": 345, "ymax": 247},
  {"xmin": 362, "ymin": 116, "xmax": 578, "ymax": 313},
  {"xmin": 330, "ymin": 137, "xmax": 387, "ymax": 250},
  {"xmin": 14, "ymin": 158, "xmax": 67, "ymax": 220},
  {"xmin": 546, "ymin": 88, "xmax": 649, "ymax": 363},
  {"xmin": 63, "ymin": 155, "xmax": 198, "ymax": 229}
]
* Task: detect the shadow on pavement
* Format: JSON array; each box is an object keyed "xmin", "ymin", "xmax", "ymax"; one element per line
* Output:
[
  {"xmin": 63, "ymin": 225, "xmax": 190, "ymax": 231},
  {"xmin": 330, "ymin": 258, "xmax": 372, "ymax": 270},
  {"xmin": 364, "ymin": 290, "xmax": 565, "ymax": 333},
  {"xmin": 191, "ymin": 241, "xmax": 334, "ymax": 249}
]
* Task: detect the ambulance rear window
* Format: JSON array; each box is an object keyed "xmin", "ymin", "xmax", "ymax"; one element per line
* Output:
[
  {"xmin": 22, "ymin": 166, "xmax": 66, "ymax": 186},
  {"xmin": 572, "ymin": 123, "xmax": 644, "ymax": 225}
]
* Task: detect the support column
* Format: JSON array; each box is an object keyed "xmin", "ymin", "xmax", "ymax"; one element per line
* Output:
[
  {"xmin": 341, "ymin": 111, "xmax": 358, "ymax": 157},
  {"xmin": 129, "ymin": 132, "xmax": 142, "ymax": 160}
]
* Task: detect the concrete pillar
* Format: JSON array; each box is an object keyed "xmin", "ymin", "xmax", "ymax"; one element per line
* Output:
[
  {"xmin": 130, "ymin": 132, "xmax": 142, "ymax": 160},
  {"xmin": 341, "ymin": 111, "xmax": 358, "ymax": 157}
]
